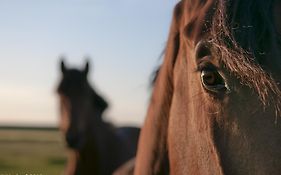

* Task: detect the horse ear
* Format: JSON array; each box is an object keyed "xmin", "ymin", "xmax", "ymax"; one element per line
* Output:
[
  {"xmin": 84, "ymin": 60, "xmax": 90, "ymax": 75},
  {"xmin": 60, "ymin": 59, "xmax": 67, "ymax": 74}
]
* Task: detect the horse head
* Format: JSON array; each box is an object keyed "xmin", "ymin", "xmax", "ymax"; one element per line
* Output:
[
  {"xmin": 57, "ymin": 59, "xmax": 108, "ymax": 150},
  {"xmin": 135, "ymin": 0, "xmax": 281, "ymax": 174}
]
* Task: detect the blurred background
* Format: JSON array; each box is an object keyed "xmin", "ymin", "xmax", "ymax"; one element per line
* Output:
[{"xmin": 0, "ymin": 0, "xmax": 178, "ymax": 174}]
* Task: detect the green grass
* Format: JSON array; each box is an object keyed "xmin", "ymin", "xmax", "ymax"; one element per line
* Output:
[{"xmin": 0, "ymin": 128, "xmax": 67, "ymax": 175}]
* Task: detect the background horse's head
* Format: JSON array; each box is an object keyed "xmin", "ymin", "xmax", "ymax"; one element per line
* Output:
[
  {"xmin": 57, "ymin": 59, "xmax": 108, "ymax": 150},
  {"xmin": 135, "ymin": 0, "xmax": 281, "ymax": 174}
]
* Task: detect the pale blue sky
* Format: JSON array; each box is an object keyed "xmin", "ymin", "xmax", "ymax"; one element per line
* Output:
[{"xmin": 0, "ymin": 0, "xmax": 178, "ymax": 126}]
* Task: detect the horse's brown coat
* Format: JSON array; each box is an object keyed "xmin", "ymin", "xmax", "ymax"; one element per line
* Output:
[{"xmin": 135, "ymin": 0, "xmax": 281, "ymax": 174}]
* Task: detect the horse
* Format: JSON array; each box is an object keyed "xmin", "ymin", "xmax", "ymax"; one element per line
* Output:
[
  {"xmin": 134, "ymin": 0, "xmax": 281, "ymax": 174},
  {"xmin": 56, "ymin": 59, "xmax": 140, "ymax": 175}
]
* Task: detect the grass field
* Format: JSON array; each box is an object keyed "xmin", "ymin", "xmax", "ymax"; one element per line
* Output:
[{"xmin": 0, "ymin": 127, "xmax": 67, "ymax": 175}]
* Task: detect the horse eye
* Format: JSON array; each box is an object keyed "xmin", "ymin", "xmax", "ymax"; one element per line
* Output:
[{"xmin": 200, "ymin": 69, "xmax": 229, "ymax": 93}]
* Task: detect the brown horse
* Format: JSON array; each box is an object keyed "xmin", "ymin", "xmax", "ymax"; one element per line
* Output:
[
  {"xmin": 135, "ymin": 0, "xmax": 281, "ymax": 174},
  {"xmin": 56, "ymin": 59, "xmax": 140, "ymax": 175}
]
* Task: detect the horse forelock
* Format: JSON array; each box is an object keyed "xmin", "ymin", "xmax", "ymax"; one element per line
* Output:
[
  {"xmin": 179, "ymin": 0, "xmax": 281, "ymax": 117},
  {"xmin": 209, "ymin": 0, "xmax": 281, "ymax": 117}
]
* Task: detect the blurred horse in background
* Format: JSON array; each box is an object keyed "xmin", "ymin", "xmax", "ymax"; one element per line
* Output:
[
  {"xmin": 135, "ymin": 0, "xmax": 281, "ymax": 174},
  {"xmin": 56, "ymin": 59, "xmax": 140, "ymax": 175}
]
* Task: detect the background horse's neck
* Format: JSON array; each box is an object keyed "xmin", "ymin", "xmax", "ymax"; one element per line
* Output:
[{"xmin": 76, "ymin": 119, "xmax": 129, "ymax": 175}]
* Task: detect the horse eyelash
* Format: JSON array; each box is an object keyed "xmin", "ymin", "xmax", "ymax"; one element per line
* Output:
[{"xmin": 194, "ymin": 63, "xmax": 219, "ymax": 73}]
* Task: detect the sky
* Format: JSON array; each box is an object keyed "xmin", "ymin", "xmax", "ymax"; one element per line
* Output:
[{"xmin": 0, "ymin": 0, "xmax": 178, "ymax": 127}]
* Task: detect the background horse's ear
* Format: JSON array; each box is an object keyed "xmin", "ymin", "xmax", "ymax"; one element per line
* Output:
[
  {"xmin": 60, "ymin": 58, "xmax": 67, "ymax": 74},
  {"xmin": 84, "ymin": 60, "xmax": 90, "ymax": 76}
]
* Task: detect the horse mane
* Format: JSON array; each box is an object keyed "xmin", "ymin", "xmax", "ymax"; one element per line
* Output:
[
  {"xmin": 134, "ymin": 2, "xmax": 184, "ymax": 174},
  {"xmin": 90, "ymin": 87, "xmax": 108, "ymax": 115},
  {"xmin": 150, "ymin": 0, "xmax": 184, "ymax": 88},
  {"xmin": 57, "ymin": 68, "xmax": 109, "ymax": 115}
]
